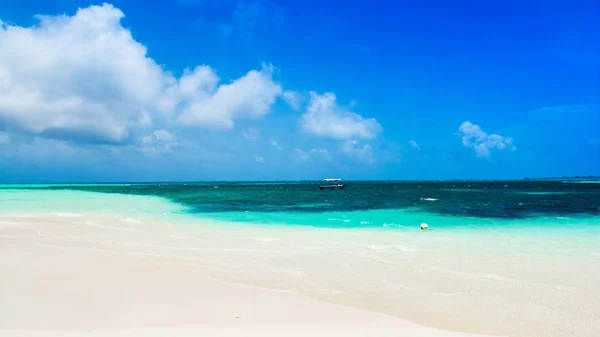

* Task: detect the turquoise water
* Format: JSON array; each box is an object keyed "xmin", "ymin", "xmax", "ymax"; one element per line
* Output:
[{"xmin": 1, "ymin": 180, "xmax": 599, "ymax": 230}]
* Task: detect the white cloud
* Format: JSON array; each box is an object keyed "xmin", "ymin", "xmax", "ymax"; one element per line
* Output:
[
  {"xmin": 175, "ymin": 64, "xmax": 282, "ymax": 129},
  {"xmin": 458, "ymin": 121, "xmax": 516, "ymax": 158},
  {"xmin": 0, "ymin": 4, "xmax": 163, "ymax": 144},
  {"xmin": 243, "ymin": 127, "xmax": 261, "ymax": 141},
  {"xmin": 300, "ymin": 92, "xmax": 382, "ymax": 140},
  {"xmin": 0, "ymin": 4, "xmax": 282, "ymax": 145},
  {"xmin": 409, "ymin": 140, "xmax": 420, "ymax": 150},
  {"xmin": 253, "ymin": 155, "xmax": 265, "ymax": 163},
  {"xmin": 341, "ymin": 140, "xmax": 375, "ymax": 163},
  {"xmin": 269, "ymin": 139, "xmax": 283, "ymax": 151},
  {"xmin": 290, "ymin": 148, "xmax": 330, "ymax": 161},
  {"xmin": 282, "ymin": 91, "xmax": 301, "ymax": 111}
]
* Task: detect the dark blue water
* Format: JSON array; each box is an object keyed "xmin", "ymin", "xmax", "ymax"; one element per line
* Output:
[{"xmin": 8, "ymin": 180, "xmax": 600, "ymax": 219}]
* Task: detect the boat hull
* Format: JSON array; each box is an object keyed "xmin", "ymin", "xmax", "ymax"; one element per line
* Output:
[{"xmin": 319, "ymin": 184, "xmax": 346, "ymax": 190}]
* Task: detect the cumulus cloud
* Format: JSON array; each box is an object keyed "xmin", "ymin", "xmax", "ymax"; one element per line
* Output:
[
  {"xmin": 0, "ymin": 5, "xmax": 163, "ymax": 144},
  {"xmin": 174, "ymin": 64, "xmax": 282, "ymax": 129},
  {"xmin": 409, "ymin": 140, "xmax": 420, "ymax": 150},
  {"xmin": 458, "ymin": 121, "xmax": 516, "ymax": 157},
  {"xmin": 0, "ymin": 4, "xmax": 282, "ymax": 145},
  {"xmin": 253, "ymin": 155, "xmax": 265, "ymax": 163},
  {"xmin": 290, "ymin": 148, "xmax": 330, "ymax": 161},
  {"xmin": 300, "ymin": 92, "xmax": 382, "ymax": 140},
  {"xmin": 341, "ymin": 140, "xmax": 375, "ymax": 163}
]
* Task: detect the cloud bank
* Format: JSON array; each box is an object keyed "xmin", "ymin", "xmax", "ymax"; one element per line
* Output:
[
  {"xmin": 0, "ymin": 3, "xmax": 390, "ymax": 172},
  {"xmin": 0, "ymin": 4, "xmax": 282, "ymax": 144}
]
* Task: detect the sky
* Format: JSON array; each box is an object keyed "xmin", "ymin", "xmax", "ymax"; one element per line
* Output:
[{"xmin": 0, "ymin": 0, "xmax": 598, "ymax": 182}]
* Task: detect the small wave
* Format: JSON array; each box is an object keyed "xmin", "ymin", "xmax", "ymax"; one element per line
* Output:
[
  {"xmin": 563, "ymin": 180, "xmax": 600, "ymax": 184},
  {"xmin": 516, "ymin": 191, "xmax": 567, "ymax": 195},
  {"xmin": 420, "ymin": 198, "xmax": 438, "ymax": 201},
  {"xmin": 328, "ymin": 218, "xmax": 351, "ymax": 223},
  {"xmin": 360, "ymin": 221, "xmax": 370, "ymax": 224}
]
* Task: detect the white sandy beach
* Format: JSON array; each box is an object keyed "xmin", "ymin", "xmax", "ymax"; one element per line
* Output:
[
  {"xmin": 1, "ymin": 214, "xmax": 499, "ymax": 337},
  {"xmin": 1, "ymin": 194, "xmax": 599, "ymax": 337}
]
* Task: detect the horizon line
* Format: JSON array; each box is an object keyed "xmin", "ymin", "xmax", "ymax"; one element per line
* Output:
[{"xmin": 2, "ymin": 176, "xmax": 599, "ymax": 185}]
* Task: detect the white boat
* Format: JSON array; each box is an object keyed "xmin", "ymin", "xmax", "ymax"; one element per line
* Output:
[{"xmin": 320, "ymin": 178, "xmax": 345, "ymax": 190}]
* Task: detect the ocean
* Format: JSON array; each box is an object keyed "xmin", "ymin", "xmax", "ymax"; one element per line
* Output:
[{"xmin": 2, "ymin": 180, "xmax": 599, "ymax": 230}]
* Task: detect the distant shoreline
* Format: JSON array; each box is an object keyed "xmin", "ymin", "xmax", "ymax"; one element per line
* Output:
[{"xmin": 524, "ymin": 176, "xmax": 600, "ymax": 181}]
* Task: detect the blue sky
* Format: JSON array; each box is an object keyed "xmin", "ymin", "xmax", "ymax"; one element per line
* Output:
[{"xmin": 0, "ymin": 0, "xmax": 598, "ymax": 182}]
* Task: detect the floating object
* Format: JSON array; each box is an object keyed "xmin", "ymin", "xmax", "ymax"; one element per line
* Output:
[
  {"xmin": 420, "ymin": 223, "xmax": 429, "ymax": 230},
  {"xmin": 320, "ymin": 178, "xmax": 345, "ymax": 190}
]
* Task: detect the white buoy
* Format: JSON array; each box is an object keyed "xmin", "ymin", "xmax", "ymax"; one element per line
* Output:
[{"xmin": 420, "ymin": 223, "xmax": 429, "ymax": 230}]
